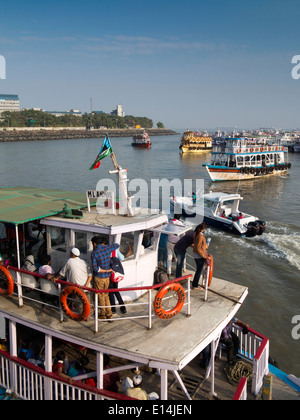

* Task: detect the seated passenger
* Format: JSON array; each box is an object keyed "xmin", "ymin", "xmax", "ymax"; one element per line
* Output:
[
  {"xmin": 38, "ymin": 254, "xmax": 55, "ymax": 281},
  {"xmin": 54, "ymin": 248, "xmax": 92, "ymax": 288},
  {"xmin": 237, "ymin": 213, "xmax": 244, "ymax": 221},
  {"xmin": 221, "ymin": 211, "xmax": 226, "ymax": 218},
  {"xmin": 22, "ymin": 254, "xmax": 37, "ymax": 273},
  {"xmin": 52, "ymin": 351, "xmax": 73, "ymax": 384}
]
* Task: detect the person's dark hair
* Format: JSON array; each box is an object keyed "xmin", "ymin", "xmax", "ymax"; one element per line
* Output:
[
  {"xmin": 41, "ymin": 254, "xmax": 51, "ymax": 266},
  {"xmin": 194, "ymin": 222, "xmax": 207, "ymax": 236},
  {"xmin": 92, "ymin": 236, "xmax": 108, "ymax": 246}
]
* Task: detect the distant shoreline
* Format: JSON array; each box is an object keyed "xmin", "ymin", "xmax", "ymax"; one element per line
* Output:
[{"xmin": 0, "ymin": 127, "xmax": 178, "ymax": 142}]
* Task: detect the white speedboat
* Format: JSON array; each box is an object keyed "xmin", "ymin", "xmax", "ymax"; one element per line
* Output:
[{"xmin": 171, "ymin": 191, "xmax": 266, "ymax": 237}]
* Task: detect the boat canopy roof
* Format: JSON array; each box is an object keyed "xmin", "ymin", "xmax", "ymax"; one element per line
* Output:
[
  {"xmin": 202, "ymin": 192, "xmax": 242, "ymax": 202},
  {"xmin": 0, "ymin": 187, "xmax": 92, "ymax": 225}
]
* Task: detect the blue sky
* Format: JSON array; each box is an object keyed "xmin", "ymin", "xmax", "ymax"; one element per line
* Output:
[{"xmin": 1, "ymin": 0, "xmax": 300, "ymax": 129}]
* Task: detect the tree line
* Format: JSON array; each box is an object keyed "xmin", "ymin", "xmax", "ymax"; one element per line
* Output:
[{"xmin": 0, "ymin": 109, "xmax": 164, "ymax": 129}]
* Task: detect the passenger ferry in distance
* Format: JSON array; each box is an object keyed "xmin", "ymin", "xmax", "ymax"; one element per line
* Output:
[
  {"xmin": 203, "ymin": 137, "xmax": 291, "ymax": 182},
  {"xmin": 179, "ymin": 130, "xmax": 212, "ymax": 153},
  {"xmin": 132, "ymin": 130, "xmax": 151, "ymax": 148}
]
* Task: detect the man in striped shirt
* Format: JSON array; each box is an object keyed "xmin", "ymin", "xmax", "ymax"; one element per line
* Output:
[{"xmin": 91, "ymin": 236, "xmax": 119, "ymax": 321}]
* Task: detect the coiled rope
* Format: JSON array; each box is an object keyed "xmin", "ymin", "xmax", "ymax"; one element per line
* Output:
[{"xmin": 224, "ymin": 360, "xmax": 253, "ymax": 385}]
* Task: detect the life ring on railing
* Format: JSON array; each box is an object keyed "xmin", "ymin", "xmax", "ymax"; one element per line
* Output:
[
  {"xmin": 260, "ymin": 147, "xmax": 264, "ymax": 152},
  {"xmin": 60, "ymin": 286, "xmax": 91, "ymax": 322},
  {"xmin": 154, "ymin": 283, "xmax": 186, "ymax": 320},
  {"xmin": 237, "ymin": 149, "xmax": 242, "ymax": 153},
  {"xmin": 250, "ymin": 148, "xmax": 255, "ymax": 153},
  {"xmin": 0, "ymin": 266, "xmax": 14, "ymax": 296}
]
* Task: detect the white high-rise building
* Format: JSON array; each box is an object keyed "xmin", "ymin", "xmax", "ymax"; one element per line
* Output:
[{"xmin": 0, "ymin": 94, "xmax": 20, "ymax": 113}]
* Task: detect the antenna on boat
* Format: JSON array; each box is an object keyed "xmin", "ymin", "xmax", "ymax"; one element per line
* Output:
[{"xmin": 108, "ymin": 150, "xmax": 135, "ymax": 217}]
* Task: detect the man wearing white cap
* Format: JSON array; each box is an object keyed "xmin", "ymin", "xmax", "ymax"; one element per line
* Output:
[
  {"xmin": 55, "ymin": 248, "xmax": 92, "ymax": 288},
  {"xmin": 125, "ymin": 375, "xmax": 149, "ymax": 400}
]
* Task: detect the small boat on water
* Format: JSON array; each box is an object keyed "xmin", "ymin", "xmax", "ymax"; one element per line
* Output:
[
  {"xmin": 132, "ymin": 130, "xmax": 151, "ymax": 148},
  {"xmin": 179, "ymin": 130, "xmax": 212, "ymax": 153},
  {"xmin": 203, "ymin": 137, "xmax": 291, "ymax": 182},
  {"xmin": 171, "ymin": 191, "xmax": 266, "ymax": 237}
]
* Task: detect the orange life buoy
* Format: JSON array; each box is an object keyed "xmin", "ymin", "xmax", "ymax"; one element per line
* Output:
[
  {"xmin": 250, "ymin": 148, "xmax": 254, "ymax": 153},
  {"xmin": 237, "ymin": 149, "xmax": 241, "ymax": 153},
  {"xmin": 154, "ymin": 283, "xmax": 185, "ymax": 320},
  {"xmin": 0, "ymin": 266, "xmax": 14, "ymax": 296},
  {"xmin": 260, "ymin": 147, "xmax": 264, "ymax": 152},
  {"xmin": 205, "ymin": 255, "xmax": 213, "ymax": 287},
  {"xmin": 60, "ymin": 286, "xmax": 91, "ymax": 322}
]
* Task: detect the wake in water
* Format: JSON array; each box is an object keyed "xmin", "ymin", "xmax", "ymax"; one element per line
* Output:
[{"xmin": 184, "ymin": 219, "xmax": 300, "ymax": 272}]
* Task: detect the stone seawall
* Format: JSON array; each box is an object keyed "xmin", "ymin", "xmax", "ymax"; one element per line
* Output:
[{"xmin": 0, "ymin": 128, "xmax": 178, "ymax": 142}]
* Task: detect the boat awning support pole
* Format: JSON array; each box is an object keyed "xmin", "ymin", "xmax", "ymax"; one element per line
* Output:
[
  {"xmin": 97, "ymin": 351, "xmax": 104, "ymax": 401},
  {"xmin": 172, "ymin": 370, "xmax": 192, "ymax": 400},
  {"xmin": 9, "ymin": 320, "xmax": 17, "ymax": 394},
  {"xmin": 205, "ymin": 335, "xmax": 221, "ymax": 399},
  {"xmin": 15, "ymin": 224, "xmax": 23, "ymax": 307},
  {"xmin": 160, "ymin": 369, "xmax": 168, "ymax": 400},
  {"xmin": 44, "ymin": 334, "xmax": 53, "ymax": 400}
]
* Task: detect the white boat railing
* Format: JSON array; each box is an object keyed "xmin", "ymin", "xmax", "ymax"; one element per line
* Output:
[
  {"xmin": 0, "ymin": 350, "xmax": 134, "ymax": 401},
  {"xmin": 6, "ymin": 266, "xmax": 193, "ymax": 334},
  {"xmin": 233, "ymin": 377, "xmax": 248, "ymax": 400},
  {"xmin": 232, "ymin": 323, "xmax": 269, "ymax": 396}
]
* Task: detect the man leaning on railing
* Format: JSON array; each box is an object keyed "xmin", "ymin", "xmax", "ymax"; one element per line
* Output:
[{"xmin": 91, "ymin": 236, "xmax": 120, "ymax": 322}]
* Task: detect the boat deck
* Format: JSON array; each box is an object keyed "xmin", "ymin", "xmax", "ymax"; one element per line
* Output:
[
  {"xmin": 0, "ymin": 274, "xmax": 247, "ymax": 372},
  {"xmin": 1, "ymin": 272, "xmax": 299, "ymax": 400}
]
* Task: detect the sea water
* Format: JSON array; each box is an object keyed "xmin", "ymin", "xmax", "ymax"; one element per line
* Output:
[{"xmin": 0, "ymin": 133, "xmax": 299, "ymax": 376}]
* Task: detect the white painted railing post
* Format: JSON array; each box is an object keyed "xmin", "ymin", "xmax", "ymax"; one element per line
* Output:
[{"xmin": 44, "ymin": 334, "xmax": 53, "ymax": 400}]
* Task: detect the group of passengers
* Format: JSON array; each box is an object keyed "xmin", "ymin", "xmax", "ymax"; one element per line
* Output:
[{"xmin": 16, "ymin": 233, "xmax": 127, "ymax": 319}]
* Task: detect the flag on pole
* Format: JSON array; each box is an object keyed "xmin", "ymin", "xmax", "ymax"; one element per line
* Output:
[{"xmin": 89, "ymin": 135, "xmax": 113, "ymax": 170}]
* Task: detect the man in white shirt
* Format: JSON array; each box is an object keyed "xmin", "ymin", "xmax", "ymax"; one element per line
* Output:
[{"xmin": 55, "ymin": 248, "xmax": 92, "ymax": 288}]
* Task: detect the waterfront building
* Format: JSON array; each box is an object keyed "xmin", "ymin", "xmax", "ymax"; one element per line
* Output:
[
  {"xmin": 0, "ymin": 94, "xmax": 20, "ymax": 113},
  {"xmin": 111, "ymin": 104, "xmax": 125, "ymax": 117},
  {"xmin": 46, "ymin": 109, "xmax": 82, "ymax": 117}
]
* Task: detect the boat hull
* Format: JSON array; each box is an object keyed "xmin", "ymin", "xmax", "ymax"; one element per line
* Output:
[
  {"xmin": 204, "ymin": 166, "xmax": 288, "ymax": 182},
  {"xmin": 180, "ymin": 145, "xmax": 212, "ymax": 153},
  {"xmin": 131, "ymin": 143, "xmax": 151, "ymax": 149}
]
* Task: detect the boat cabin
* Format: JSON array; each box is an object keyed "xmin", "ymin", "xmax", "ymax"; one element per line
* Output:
[
  {"xmin": 202, "ymin": 192, "xmax": 243, "ymax": 219},
  {"xmin": 211, "ymin": 138, "xmax": 288, "ymax": 169}
]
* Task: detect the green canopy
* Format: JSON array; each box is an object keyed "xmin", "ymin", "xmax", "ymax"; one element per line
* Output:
[{"xmin": 0, "ymin": 187, "xmax": 91, "ymax": 225}]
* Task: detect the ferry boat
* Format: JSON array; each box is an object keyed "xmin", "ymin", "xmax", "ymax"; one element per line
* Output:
[
  {"xmin": 0, "ymin": 138, "xmax": 298, "ymax": 401},
  {"xmin": 132, "ymin": 130, "xmax": 151, "ymax": 148},
  {"xmin": 203, "ymin": 137, "xmax": 291, "ymax": 182},
  {"xmin": 280, "ymin": 132, "xmax": 300, "ymax": 147},
  {"xmin": 170, "ymin": 192, "xmax": 266, "ymax": 237},
  {"xmin": 293, "ymin": 143, "xmax": 300, "ymax": 153},
  {"xmin": 179, "ymin": 130, "xmax": 212, "ymax": 153}
]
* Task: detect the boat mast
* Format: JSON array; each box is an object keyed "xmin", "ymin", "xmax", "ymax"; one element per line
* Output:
[{"xmin": 109, "ymin": 151, "xmax": 134, "ymax": 217}]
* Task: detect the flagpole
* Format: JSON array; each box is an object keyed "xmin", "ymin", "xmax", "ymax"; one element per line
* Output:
[{"xmin": 107, "ymin": 139, "xmax": 134, "ymax": 217}]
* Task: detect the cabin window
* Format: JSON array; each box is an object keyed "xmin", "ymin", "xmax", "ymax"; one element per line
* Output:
[
  {"xmin": 204, "ymin": 199, "xmax": 214, "ymax": 209},
  {"xmin": 74, "ymin": 231, "xmax": 88, "ymax": 255},
  {"xmin": 50, "ymin": 227, "xmax": 67, "ymax": 253},
  {"xmin": 142, "ymin": 230, "xmax": 154, "ymax": 254},
  {"xmin": 120, "ymin": 232, "xmax": 135, "ymax": 260},
  {"xmin": 237, "ymin": 156, "xmax": 243, "ymax": 166}
]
